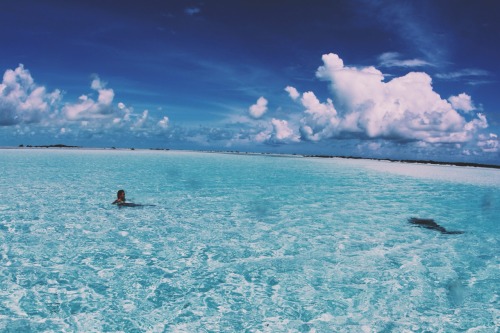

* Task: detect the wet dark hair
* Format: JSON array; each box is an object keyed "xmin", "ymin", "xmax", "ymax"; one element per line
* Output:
[{"xmin": 117, "ymin": 189, "xmax": 125, "ymax": 198}]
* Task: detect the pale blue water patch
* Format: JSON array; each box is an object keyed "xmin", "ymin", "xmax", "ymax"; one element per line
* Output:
[{"xmin": 0, "ymin": 149, "xmax": 498, "ymax": 332}]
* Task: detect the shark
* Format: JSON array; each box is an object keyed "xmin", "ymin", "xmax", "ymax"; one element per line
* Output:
[{"xmin": 408, "ymin": 217, "xmax": 464, "ymax": 235}]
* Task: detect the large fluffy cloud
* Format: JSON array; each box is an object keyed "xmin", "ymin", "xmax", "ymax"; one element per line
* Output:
[
  {"xmin": 0, "ymin": 65, "xmax": 61, "ymax": 126},
  {"xmin": 307, "ymin": 53, "xmax": 490, "ymax": 144}
]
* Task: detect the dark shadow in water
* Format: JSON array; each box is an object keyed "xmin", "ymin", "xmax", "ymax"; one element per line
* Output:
[
  {"xmin": 481, "ymin": 192, "xmax": 493, "ymax": 210},
  {"xmin": 447, "ymin": 279, "xmax": 466, "ymax": 307},
  {"xmin": 408, "ymin": 217, "xmax": 464, "ymax": 235}
]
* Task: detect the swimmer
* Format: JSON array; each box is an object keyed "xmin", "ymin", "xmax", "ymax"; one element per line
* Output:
[
  {"xmin": 112, "ymin": 189, "xmax": 126, "ymax": 205},
  {"xmin": 112, "ymin": 190, "xmax": 155, "ymax": 207}
]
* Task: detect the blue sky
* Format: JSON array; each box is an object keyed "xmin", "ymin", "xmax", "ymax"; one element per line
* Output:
[{"xmin": 1, "ymin": 0, "xmax": 499, "ymax": 163}]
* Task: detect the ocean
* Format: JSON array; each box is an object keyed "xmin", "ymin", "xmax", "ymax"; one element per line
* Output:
[{"xmin": 0, "ymin": 149, "xmax": 498, "ymax": 332}]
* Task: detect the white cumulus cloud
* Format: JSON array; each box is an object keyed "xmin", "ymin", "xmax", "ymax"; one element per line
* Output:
[
  {"xmin": 285, "ymin": 86, "xmax": 300, "ymax": 100},
  {"xmin": 0, "ymin": 64, "xmax": 61, "ymax": 126},
  {"xmin": 249, "ymin": 96, "xmax": 268, "ymax": 118},
  {"xmin": 271, "ymin": 118, "xmax": 300, "ymax": 143},
  {"xmin": 448, "ymin": 93, "xmax": 475, "ymax": 113},
  {"xmin": 157, "ymin": 116, "xmax": 169, "ymax": 129},
  {"xmin": 63, "ymin": 76, "xmax": 115, "ymax": 121},
  {"xmin": 252, "ymin": 118, "xmax": 300, "ymax": 144},
  {"xmin": 313, "ymin": 52, "xmax": 488, "ymax": 144},
  {"xmin": 299, "ymin": 91, "xmax": 340, "ymax": 141}
]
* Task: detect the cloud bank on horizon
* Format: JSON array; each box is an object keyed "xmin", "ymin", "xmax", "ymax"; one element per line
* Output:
[{"xmin": 0, "ymin": 52, "xmax": 498, "ymax": 160}]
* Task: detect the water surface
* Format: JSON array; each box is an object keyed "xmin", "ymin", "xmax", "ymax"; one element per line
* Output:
[{"xmin": 0, "ymin": 149, "xmax": 498, "ymax": 332}]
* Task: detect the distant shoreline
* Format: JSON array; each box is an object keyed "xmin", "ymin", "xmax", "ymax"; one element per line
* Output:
[{"xmin": 3, "ymin": 144, "xmax": 499, "ymax": 170}]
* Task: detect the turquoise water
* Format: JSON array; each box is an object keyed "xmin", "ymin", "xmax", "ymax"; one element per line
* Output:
[{"xmin": 0, "ymin": 149, "xmax": 499, "ymax": 332}]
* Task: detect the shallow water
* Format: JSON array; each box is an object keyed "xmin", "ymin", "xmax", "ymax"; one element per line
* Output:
[{"xmin": 0, "ymin": 149, "xmax": 499, "ymax": 332}]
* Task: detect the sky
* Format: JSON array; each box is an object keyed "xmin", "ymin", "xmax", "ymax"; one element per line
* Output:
[{"xmin": 1, "ymin": 0, "xmax": 499, "ymax": 164}]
